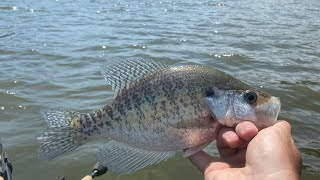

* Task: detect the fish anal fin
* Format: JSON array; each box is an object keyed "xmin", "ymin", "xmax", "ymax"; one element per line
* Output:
[{"xmin": 97, "ymin": 140, "xmax": 175, "ymax": 174}]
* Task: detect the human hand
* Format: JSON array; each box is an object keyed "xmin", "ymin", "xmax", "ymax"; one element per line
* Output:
[{"xmin": 188, "ymin": 121, "xmax": 302, "ymax": 180}]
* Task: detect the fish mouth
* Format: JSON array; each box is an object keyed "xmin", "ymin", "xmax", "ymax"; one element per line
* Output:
[{"xmin": 255, "ymin": 96, "xmax": 281, "ymax": 127}]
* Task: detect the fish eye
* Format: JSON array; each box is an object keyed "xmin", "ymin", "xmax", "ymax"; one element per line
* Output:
[
  {"xmin": 206, "ymin": 90, "xmax": 215, "ymax": 97},
  {"xmin": 244, "ymin": 91, "xmax": 258, "ymax": 104}
]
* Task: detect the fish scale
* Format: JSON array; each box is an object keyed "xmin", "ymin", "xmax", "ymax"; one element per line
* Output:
[{"xmin": 37, "ymin": 57, "xmax": 281, "ymax": 174}]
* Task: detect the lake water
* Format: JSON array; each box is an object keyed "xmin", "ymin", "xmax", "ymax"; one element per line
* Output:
[{"xmin": 0, "ymin": 0, "xmax": 319, "ymax": 179}]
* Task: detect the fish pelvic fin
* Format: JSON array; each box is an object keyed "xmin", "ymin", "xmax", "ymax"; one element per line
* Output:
[
  {"xmin": 37, "ymin": 110, "xmax": 85, "ymax": 159},
  {"xmin": 183, "ymin": 142, "xmax": 211, "ymax": 157}
]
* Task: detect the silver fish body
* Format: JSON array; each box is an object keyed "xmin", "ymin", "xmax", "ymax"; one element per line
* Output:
[{"xmin": 37, "ymin": 58, "xmax": 281, "ymax": 174}]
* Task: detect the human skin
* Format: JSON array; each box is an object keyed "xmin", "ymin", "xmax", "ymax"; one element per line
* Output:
[{"xmin": 188, "ymin": 121, "xmax": 302, "ymax": 180}]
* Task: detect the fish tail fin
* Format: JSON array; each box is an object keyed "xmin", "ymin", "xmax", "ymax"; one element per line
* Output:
[{"xmin": 37, "ymin": 110, "xmax": 85, "ymax": 159}]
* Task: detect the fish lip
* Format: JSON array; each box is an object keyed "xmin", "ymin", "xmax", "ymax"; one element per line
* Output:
[{"xmin": 255, "ymin": 96, "xmax": 281, "ymax": 127}]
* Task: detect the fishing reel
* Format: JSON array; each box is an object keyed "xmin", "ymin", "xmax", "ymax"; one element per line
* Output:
[{"xmin": 59, "ymin": 162, "xmax": 108, "ymax": 180}]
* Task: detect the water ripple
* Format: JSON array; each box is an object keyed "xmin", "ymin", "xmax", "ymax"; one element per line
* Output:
[{"xmin": 0, "ymin": 0, "xmax": 319, "ymax": 179}]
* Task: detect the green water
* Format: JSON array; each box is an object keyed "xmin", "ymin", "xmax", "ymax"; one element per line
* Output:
[{"xmin": 0, "ymin": 0, "xmax": 319, "ymax": 179}]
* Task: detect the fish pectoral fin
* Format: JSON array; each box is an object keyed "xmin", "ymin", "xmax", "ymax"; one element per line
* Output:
[
  {"xmin": 97, "ymin": 140, "xmax": 175, "ymax": 174},
  {"xmin": 183, "ymin": 142, "xmax": 211, "ymax": 157},
  {"xmin": 100, "ymin": 57, "xmax": 169, "ymax": 97}
]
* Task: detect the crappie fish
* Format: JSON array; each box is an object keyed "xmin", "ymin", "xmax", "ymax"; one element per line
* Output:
[{"xmin": 37, "ymin": 57, "xmax": 281, "ymax": 174}]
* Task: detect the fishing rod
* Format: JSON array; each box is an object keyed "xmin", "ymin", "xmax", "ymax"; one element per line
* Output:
[
  {"xmin": 1, "ymin": 141, "xmax": 107, "ymax": 180},
  {"xmin": 81, "ymin": 162, "xmax": 108, "ymax": 180},
  {"xmin": 0, "ymin": 143, "xmax": 13, "ymax": 180},
  {"xmin": 59, "ymin": 162, "xmax": 108, "ymax": 180}
]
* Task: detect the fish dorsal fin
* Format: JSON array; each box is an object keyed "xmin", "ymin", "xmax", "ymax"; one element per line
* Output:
[
  {"xmin": 100, "ymin": 57, "xmax": 169, "ymax": 97},
  {"xmin": 96, "ymin": 140, "xmax": 175, "ymax": 174}
]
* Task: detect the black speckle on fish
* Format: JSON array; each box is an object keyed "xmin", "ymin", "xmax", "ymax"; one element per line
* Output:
[
  {"xmin": 106, "ymin": 121, "xmax": 112, "ymax": 127},
  {"xmin": 105, "ymin": 106, "xmax": 113, "ymax": 119},
  {"xmin": 98, "ymin": 122, "xmax": 104, "ymax": 128},
  {"xmin": 160, "ymin": 101, "xmax": 166, "ymax": 111}
]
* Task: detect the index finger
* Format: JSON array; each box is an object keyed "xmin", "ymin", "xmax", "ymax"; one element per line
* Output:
[
  {"xmin": 235, "ymin": 121, "xmax": 258, "ymax": 141},
  {"xmin": 217, "ymin": 121, "xmax": 258, "ymax": 149}
]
